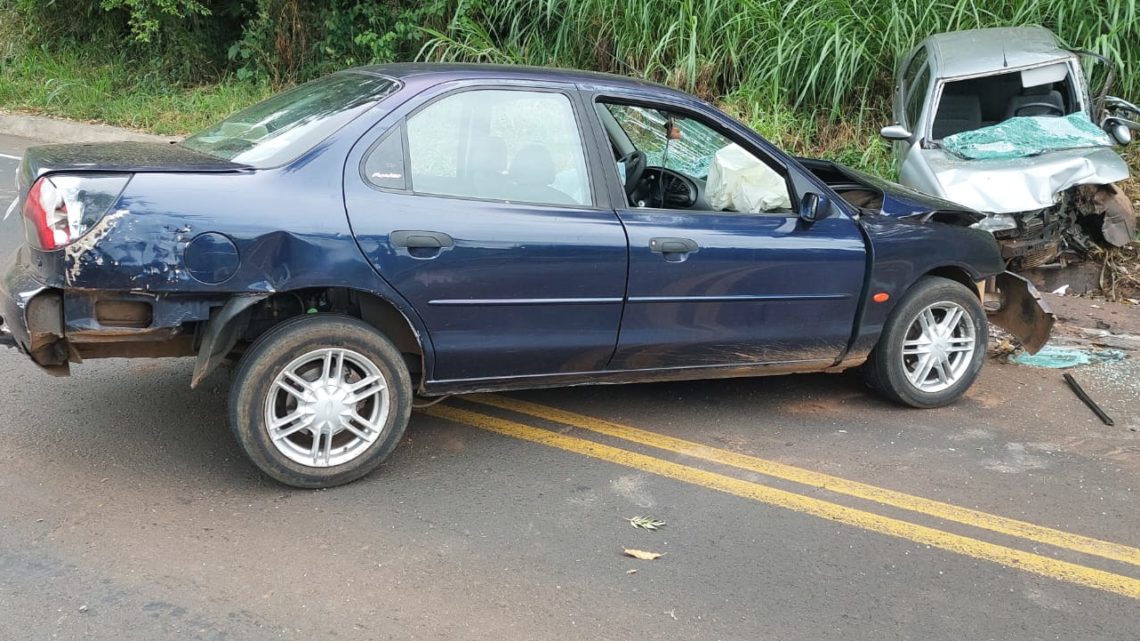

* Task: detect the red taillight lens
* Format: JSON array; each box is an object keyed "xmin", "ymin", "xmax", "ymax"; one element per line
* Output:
[
  {"xmin": 21, "ymin": 174, "xmax": 130, "ymax": 251},
  {"xmin": 24, "ymin": 177, "xmax": 70, "ymax": 250}
]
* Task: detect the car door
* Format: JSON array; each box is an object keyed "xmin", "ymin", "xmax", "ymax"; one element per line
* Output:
[
  {"xmin": 343, "ymin": 84, "xmax": 628, "ymax": 382},
  {"xmin": 585, "ymin": 95, "xmax": 866, "ymax": 371}
]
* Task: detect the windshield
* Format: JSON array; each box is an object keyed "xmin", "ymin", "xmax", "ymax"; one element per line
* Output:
[{"xmin": 181, "ymin": 72, "xmax": 397, "ymax": 167}]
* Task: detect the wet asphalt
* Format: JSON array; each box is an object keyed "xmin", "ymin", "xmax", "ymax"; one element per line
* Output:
[{"xmin": 1, "ymin": 133, "xmax": 1139, "ymax": 640}]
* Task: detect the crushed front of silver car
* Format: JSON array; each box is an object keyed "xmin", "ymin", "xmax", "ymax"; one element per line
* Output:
[{"xmin": 883, "ymin": 26, "xmax": 1139, "ymax": 269}]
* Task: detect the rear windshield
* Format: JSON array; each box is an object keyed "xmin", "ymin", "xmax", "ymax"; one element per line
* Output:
[{"xmin": 181, "ymin": 72, "xmax": 397, "ymax": 167}]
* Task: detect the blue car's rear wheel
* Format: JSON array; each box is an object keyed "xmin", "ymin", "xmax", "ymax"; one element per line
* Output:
[
  {"xmin": 864, "ymin": 276, "xmax": 987, "ymax": 408},
  {"xmin": 229, "ymin": 314, "xmax": 412, "ymax": 488}
]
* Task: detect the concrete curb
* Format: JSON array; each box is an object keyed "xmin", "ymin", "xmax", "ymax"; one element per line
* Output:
[{"xmin": 0, "ymin": 112, "xmax": 177, "ymax": 144}]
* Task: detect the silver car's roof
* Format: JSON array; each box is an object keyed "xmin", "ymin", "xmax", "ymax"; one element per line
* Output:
[{"xmin": 924, "ymin": 26, "xmax": 1074, "ymax": 79}]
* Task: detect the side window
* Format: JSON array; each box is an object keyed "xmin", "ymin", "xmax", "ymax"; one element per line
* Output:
[
  {"xmin": 405, "ymin": 89, "xmax": 591, "ymax": 206},
  {"xmin": 902, "ymin": 47, "xmax": 930, "ymax": 130},
  {"xmin": 905, "ymin": 64, "xmax": 930, "ymax": 130},
  {"xmin": 362, "ymin": 127, "xmax": 406, "ymax": 190},
  {"xmin": 598, "ymin": 101, "xmax": 792, "ymax": 214}
]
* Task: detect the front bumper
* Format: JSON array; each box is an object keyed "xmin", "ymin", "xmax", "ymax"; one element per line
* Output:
[{"xmin": 987, "ymin": 271, "xmax": 1055, "ymax": 354}]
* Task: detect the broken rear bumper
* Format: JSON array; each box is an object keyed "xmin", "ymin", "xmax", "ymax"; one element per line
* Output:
[
  {"xmin": 0, "ymin": 251, "xmax": 68, "ymax": 374},
  {"xmin": 987, "ymin": 271, "xmax": 1055, "ymax": 354}
]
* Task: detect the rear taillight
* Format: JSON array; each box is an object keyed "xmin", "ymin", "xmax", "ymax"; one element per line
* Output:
[{"xmin": 22, "ymin": 174, "xmax": 130, "ymax": 251}]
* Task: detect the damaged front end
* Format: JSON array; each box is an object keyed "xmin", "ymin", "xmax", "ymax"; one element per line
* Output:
[{"xmin": 921, "ymin": 146, "xmax": 1136, "ymax": 269}]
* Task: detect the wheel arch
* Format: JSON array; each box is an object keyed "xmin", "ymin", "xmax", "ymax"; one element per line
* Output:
[
  {"xmin": 922, "ymin": 264, "xmax": 983, "ymax": 299},
  {"xmin": 192, "ymin": 286, "xmax": 432, "ymax": 389}
]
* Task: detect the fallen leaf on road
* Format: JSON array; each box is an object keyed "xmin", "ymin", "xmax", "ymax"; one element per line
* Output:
[
  {"xmin": 624, "ymin": 548, "xmax": 663, "ymax": 560},
  {"xmin": 627, "ymin": 515, "xmax": 666, "ymax": 530},
  {"xmin": 626, "ymin": 568, "xmax": 638, "ymax": 575}
]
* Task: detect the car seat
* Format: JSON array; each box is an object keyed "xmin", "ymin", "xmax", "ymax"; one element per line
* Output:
[
  {"xmin": 507, "ymin": 144, "xmax": 575, "ymax": 205},
  {"xmin": 467, "ymin": 135, "xmax": 510, "ymax": 199},
  {"xmin": 932, "ymin": 94, "xmax": 982, "ymax": 139},
  {"xmin": 1004, "ymin": 85, "xmax": 1065, "ymax": 119}
]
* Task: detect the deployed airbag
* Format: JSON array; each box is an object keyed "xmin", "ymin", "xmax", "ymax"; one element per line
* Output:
[{"xmin": 706, "ymin": 143, "xmax": 792, "ymax": 213}]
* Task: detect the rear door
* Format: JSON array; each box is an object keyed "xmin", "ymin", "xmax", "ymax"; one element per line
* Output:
[
  {"xmin": 343, "ymin": 83, "xmax": 628, "ymax": 382},
  {"xmin": 585, "ymin": 96, "xmax": 866, "ymax": 371}
]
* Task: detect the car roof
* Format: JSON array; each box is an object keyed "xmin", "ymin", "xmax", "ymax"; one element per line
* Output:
[
  {"xmin": 351, "ymin": 62, "xmax": 693, "ymax": 99},
  {"xmin": 922, "ymin": 26, "xmax": 1075, "ymax": 79}
]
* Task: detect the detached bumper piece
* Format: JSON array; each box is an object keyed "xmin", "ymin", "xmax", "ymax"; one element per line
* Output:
[{"xmin": 987, "ymin": 271, "xmax": 1055, "ymax": 354}]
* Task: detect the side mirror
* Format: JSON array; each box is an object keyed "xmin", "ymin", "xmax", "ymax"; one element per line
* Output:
[
  {"xmin": 879, "ymin": 124, "xmax": 912, "ymax": 141},
  {"xmin": 799, "ymin": 193, "xmax": 829, "ymax": 224},
  {"xmin": 1104, "ymin": 119, "xmax": 1133, "ymax": 146}
]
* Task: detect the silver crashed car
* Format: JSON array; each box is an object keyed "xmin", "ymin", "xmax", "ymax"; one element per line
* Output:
[{"xmin": 882, "ymin": 26, "xmax": 1140, "ymax": 268}]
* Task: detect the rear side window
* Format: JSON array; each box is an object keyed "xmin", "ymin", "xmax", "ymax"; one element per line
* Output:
[
  {"xmin": 182, "ymin": 72, "xmax": 397, "ymax": 168},
  {"xmin": 363, "ymin": 128, "xmax": 406, "ymax": 190},
  {"xmin": 405, "ymin": 89, "xmax": 591, "ymax": 207}
]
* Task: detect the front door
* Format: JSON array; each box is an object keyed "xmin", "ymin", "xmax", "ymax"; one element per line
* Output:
[
  {"xmin": 344, "ymin": 86, "xmax": 628, "ymax": 382},
  {"xmin": 588, "ymin": 99, "xmax": 867, "ymax": 371}
]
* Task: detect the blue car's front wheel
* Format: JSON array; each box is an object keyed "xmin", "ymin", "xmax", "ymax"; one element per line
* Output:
[
  {"xmin": 228, "ymin": 314, "xmax": 413, "ymax": 488},
  {"xmin": 865, "ymin": 276, "xmax": 988, "ymax": 408}
]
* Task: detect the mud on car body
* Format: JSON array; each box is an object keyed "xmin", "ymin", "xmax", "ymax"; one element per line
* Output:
[
  {"xmin": 883, "ymin": 26, "xmax": 1140, "ymax": 269},
  {"xmin": 1, "ymin": 64, "xmax": 1053, "ymax": 488}
]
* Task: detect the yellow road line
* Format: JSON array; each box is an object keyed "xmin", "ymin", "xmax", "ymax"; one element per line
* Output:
[
  {"xmin": 470, "ymin": 394, "xmax": 1140, "ymax": 568},
  {"xmin": 426, "ymin": 404, "xmax": 1140, "ymax": 600}
]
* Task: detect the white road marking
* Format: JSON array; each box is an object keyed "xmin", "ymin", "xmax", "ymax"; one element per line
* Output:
[{"xmin": 0, "ymin": 153, "xmax": 21, "ymax": 160}]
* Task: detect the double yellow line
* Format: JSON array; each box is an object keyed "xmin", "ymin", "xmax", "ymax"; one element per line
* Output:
[{"xmin": 426, "ymin": 395, "xmax": 1140, "ymax": 600}]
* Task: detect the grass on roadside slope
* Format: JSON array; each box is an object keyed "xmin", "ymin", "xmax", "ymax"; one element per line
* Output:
[{"xmin": 0, "ymin": 47, "xmax": 270, "ymax": 136}]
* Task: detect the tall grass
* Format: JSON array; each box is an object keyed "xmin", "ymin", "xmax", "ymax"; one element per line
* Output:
[{"xmin": 421, "ymin": 0, "xmax": 1140, "ymax": 116}]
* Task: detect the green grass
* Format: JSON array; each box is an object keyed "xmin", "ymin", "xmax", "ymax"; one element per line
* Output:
[
  {"xmin": 423, "ymin": 0, "xmax": 1140, "ymax": 115},
  {"xmin": 0, "ymin": 46, "xmax": 270, "ymax": 136}
]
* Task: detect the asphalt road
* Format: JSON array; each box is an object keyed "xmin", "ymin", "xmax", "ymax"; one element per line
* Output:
[{"xmin": 2, "ymin": 133, "xmax": 1139, "ymax": 640}]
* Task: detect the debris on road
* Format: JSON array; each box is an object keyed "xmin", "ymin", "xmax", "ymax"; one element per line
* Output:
[
  {"xmin": 1011, "ymin": 345, "xmax": 1125, "ymax": 368},
  {"xmin": 1063, "ymin": 372, "xmax": 1116, "ymax": 426},
  {"xmin": 627, "ymin": 516, "xmax": 666, "ymax": 531},
  {"xmin": 624, "ymin": 549, "xmax": 664, "ymax": 560}
]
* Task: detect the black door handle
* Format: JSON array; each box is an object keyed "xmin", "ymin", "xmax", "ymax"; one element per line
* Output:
[
  {"xmin": 649, "ymin": 237, "xmax": 699, "ymax": 254},
  {"xmin": 390, "ymin": 230, "xmax": 454, "ymax": 249}
]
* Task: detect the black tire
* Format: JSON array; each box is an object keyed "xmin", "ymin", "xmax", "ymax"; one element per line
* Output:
[
  {"xmin": 864, "ymin": 276, "xmax": 987, "ymax": 408},
  {"xmin": 228, "ymin": 314, "xmax": 413, "ymax": 488}
]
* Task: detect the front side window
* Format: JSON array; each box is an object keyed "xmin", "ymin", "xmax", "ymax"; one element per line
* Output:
[
  {"xmin": 905, "ymin": 63, "xmax": 930, "ymax": 130},
  {"xmin": 182, "ymin": 72, "xmax": 397, "ymax": 168},
  {"xmin": 598, "ymin": 102, "xmax": 792, "ymax": 213},
  {"xmin": 405, "ymin": 89, "xmax": 591, "ymax": 206}
]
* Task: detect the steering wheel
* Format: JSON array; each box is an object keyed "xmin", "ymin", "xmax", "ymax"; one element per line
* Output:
[
  {"xmin": 1014, "ymin": 102, "xmax": 1064, "ymax": 117},
  {"xmin": 617, "ymin": 150, "xmax": 647, "ymax": 198}
]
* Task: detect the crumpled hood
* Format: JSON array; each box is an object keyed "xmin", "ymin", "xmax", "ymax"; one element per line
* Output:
[{"xmin": 919, "ymin": 146, "xmax": 1129, "ymax": 213}]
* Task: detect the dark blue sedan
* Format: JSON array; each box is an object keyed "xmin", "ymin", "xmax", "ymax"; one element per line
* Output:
[{"xmin": 1, "ymin": 64, "xmax": 1051, "ymax": 487}]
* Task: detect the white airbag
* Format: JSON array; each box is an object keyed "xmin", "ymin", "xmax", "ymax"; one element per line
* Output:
[{"xmin": 706, "ymin": 143, "xmax": 792, "ymax": 213}]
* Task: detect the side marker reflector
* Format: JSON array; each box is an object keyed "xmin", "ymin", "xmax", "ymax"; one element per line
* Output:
[{"xmin": 872, "ymin": 292, "xmax": 890, "ymax": 303}]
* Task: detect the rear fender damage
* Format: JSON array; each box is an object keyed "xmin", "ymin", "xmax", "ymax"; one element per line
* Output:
[{"xmin": 987, "ymin": 271, "xmax": 1055, "ymax": 354}]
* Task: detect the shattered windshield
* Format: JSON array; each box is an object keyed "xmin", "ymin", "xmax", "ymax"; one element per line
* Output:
[{"xmin": 181, "ymin": 72, "xmax": 397, "ymax": 167}]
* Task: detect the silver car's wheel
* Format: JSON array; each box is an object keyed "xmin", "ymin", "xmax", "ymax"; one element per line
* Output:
[
  {"xmin": 900, "ymin": 302, "xmax": 976, "ymax": 393},
  {"xmin": 266, "ymin": 348, "xmax": 391, "ymax": 468},
  {"xmin": 229, "ymin": 314, "xmax": 412, "ymax": 488}
]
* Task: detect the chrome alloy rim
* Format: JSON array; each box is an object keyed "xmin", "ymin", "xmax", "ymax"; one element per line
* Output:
[
  {"xmin": 264, "ymin": 348, "xmax": 390, "ymax": 467},
  {"xmin": 900, "ymin": 302, "xmax": 976, "ymax": 393}
]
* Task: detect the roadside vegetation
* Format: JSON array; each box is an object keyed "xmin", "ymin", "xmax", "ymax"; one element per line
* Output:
[{"xmin": 1, "ymin": 0, "xmax": 1138, "ymax": 183}]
